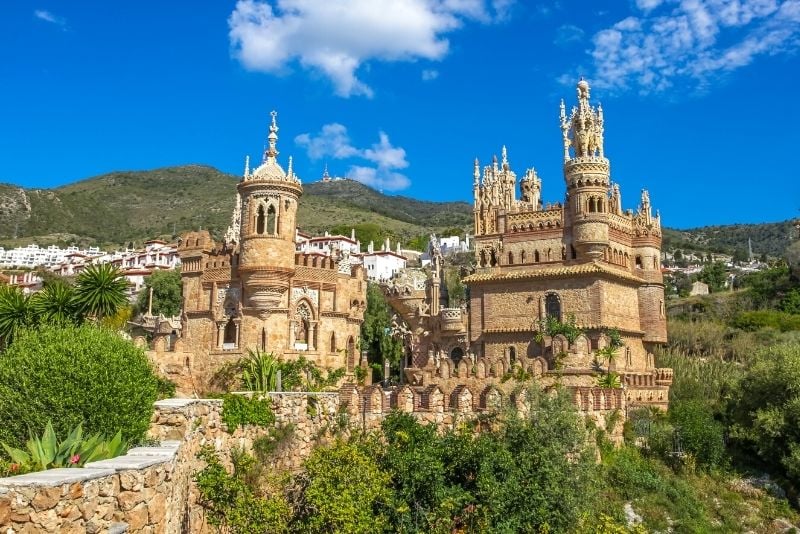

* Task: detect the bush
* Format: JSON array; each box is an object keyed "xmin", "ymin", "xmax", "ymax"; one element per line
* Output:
[
  {"xmin": 221, "ymin": 394, "xmax": 275, "ymax": 432},
  {"xmin": 0, "ymin": 325, "xmax": 159, "ymax": 448},
  {"xmin": 730, "ymin": 310, "xmax": 800, "ymax": 332},
  {"xmin": 668, "ymin": 400, "xmax": 726, "ymax": 469}
]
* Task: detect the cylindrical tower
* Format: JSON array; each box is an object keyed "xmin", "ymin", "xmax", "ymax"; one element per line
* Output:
[
  {"xmin": 561, "ymin": 80, "xmax": 610, "ymax": 260},
  {"xmin": 238, "ymin": 111, "xmax": 303, "ymax": 309}
]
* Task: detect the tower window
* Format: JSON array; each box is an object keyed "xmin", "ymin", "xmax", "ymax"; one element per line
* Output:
[
  {"xmin": 544, "ymin": 293, "xmax": 561, "ymax": 321},
  {"xmin": 267, "ymin": 205, "xmax": 277, "ymax": 235},
  {"xmin": 256, "ymin": 205, "xmax": 265, "ymax": 234},
  {"xmin": 635, "ymin": 255, "xmax": 643, "ymax": 269},
  {"xmin": 545, "ymin": 293, "xmax": 561, "ymax": 321},
  {"xmin": 534, "ymin": 250, "xmax": 540, "ymax": 263},
  {"xmin": 508, "ymin": 251, "xmax": 514, "ymax": 265}
]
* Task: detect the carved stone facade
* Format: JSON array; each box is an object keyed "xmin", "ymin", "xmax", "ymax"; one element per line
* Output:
[
  {"xmin": 382, "ymin": 80, "xmax": 671, "ymax": 410},
  {"xmin": 163, "ymin": 113, "xmax": 366, "ymax": 393}
]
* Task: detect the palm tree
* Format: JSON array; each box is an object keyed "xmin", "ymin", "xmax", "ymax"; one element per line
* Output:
[
  {"xmin": 31, "ymin": 280, "xmax": 80, "ymax": 326},
  {"xmin": 73, "ymin": 264, "xmax": 129, "ymax": 321},
  {"xmin": 0, "ymin": 285, "xmax": 33, "ymax": 346}
]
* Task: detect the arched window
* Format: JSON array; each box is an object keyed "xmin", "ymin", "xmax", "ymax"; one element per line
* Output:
[
  {"xmin": 330, "ymin": 332, "xmax": 336, "ymax": 353},
  {"xmin": 261, "ymin": 327, "xmax": 267, "ymax": 351},
  {"xmin": 256, "ymin": 205, "xmax": 265, "ymax": 234},
  {"xmin": 480, "ymin": 250, "xmax": 487, "ymax": 267},
  {"xmin": 450, "ymin": 347, "xmax": 464, "ymax": 365},
  {"xmin": 508, "ymin": 346, "xmax": 516, "ymax": 364},
  {"xmin": 266, "ymin": 205, "xmax": 277, "ymax": 235},
  {"xmin": 520, "ymin": 250, "xmax": 526, "ymax": 263},
  {"xmin": 571, "ymin": 245, "xmax": 577, "ymax": 260},
  {"xmin": 545, "ymin": 293, "xmax": 561, "ymax": 321},
  {"xmin": 534, "ymin": 250, "xmax": 540, "ymax": 263},
  {"xmin": 294, "ymin": 302, "xmax": 311, "ymax": 350},
  {"xmin": 561, "ymin": 246, "xmax": 567, "ymax": 260},
  {"xmin": 224, "ymin": 318, "xmax": 237, "ymax": 346},
  {"xmin": 547, "ymin": 248, "xmax": 552, "ymax": 261},
  {"xmin": 635, "ymin": 255, "xmax": 643, "ymax": 269},
  {"xmin": 490, "ymin": 250, "xmax": 498, "ymax": 267},
  {"xmin": 588, "ymin": 197, "xmax": 596, "ymax": 213},
  {"xmin": 508, "ymin": 251, "xmax": 514, "ymax": 265}
]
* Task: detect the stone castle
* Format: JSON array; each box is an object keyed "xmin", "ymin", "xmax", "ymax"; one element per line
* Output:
[
  {"xmin": 161, "ymin": 112, "xmax": 366, "ymax": 389},
  {"xmin": 381, "ymin": 79, "xmax": 671, "ymax": 410},
  {"xmin": 148, "ymin": 80, "xmax": 670, "ymax": 412}
]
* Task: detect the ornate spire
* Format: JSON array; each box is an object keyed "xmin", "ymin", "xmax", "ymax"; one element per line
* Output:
[
  {"xmin": 562, "ymin": 79, "xmax": 605, "ymax": 160},
  {"xmin": 263, "ymin": 110, "xmax": 279, "ymax": 163},
  {"xmin": 287, "ymin": 155, "xmax": 293, "ymax": 176},
  {"xmin": 473, "ymin": 158, "xmax": 480, "ymax": 186},
  {"xmin": 244, "ymin": 155, "xmax": 250, "ymax": 178},
  {"xmin": 322, "ymin": 163, "xmax": 330, "ymax": 181},
  {"xmin": 501, "ymin": 145, "xmax": 508, "ymax": 169}
]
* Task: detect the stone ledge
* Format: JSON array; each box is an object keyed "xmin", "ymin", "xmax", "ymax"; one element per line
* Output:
[
  {"xmin": 126, "ymin": 446, "xmax": 180, "ymax": 457},
  {"xmin": 84, "ymin": 454, "xmax": 172, "ymax": 470},
  {"xmin": 0, "ymin": 467, "xmax": 116, "ymax": 487},
  {"xmin": 154, "ymin": 398, "xmax": 206, "ymax": 408}
]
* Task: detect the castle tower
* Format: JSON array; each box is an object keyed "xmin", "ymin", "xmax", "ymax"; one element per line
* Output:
[
  {"xmin": 238, "ymin": 111, "xmax": 303, "ymax": 309},
  {"xmin": 561, "ymin": 79, "xmax": 609, "ymax": 260}
]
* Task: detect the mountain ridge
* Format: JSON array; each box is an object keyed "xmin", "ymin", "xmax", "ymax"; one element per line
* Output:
[{"xmin": 0, "ymin": 165, "xmax": 793, "ymax": 257}]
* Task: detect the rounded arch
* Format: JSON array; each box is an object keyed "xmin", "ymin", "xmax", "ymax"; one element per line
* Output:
[
  {"xmin": 507, "ymin": 251, "xmax": 514, "ymax": 265},
  {"xmin": 544, "ymin": 292, "xmax": 562, "ymax": 321},
  {"xmin": 450, "ymin": 346, "xmax": 464, "ymax": 365},
  {"xmin": 256, "ymin": 205, "xmax": 266, "ymax": 234},
  {"xmin": 266, "ymin": 204, "xmax": 277, "ymax": 234}
]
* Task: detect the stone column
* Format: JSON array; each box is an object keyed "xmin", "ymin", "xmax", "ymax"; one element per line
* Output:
[
  {"xmin": 308, "ymin": 322, "xmax": 316, "ymax": 350},
  {"xmin": 216, "ymin": 322, "xmax": 225, "ymax": 350},
  {"xmin": 234, "ymin": 319, "xmax": 241, "ymax": 348},
  {"xmin": 289, "ymin": 320, "xmax": 296, "ymax": 347}
]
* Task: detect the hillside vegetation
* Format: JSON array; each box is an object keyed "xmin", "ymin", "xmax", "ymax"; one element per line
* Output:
[
  {"xmin": 1, "ymin": 164, "xmax": 792, "ymax": 256},
  {"xmin": 0, "ymin": 166, "xmax": 472, "ymax": 250}
]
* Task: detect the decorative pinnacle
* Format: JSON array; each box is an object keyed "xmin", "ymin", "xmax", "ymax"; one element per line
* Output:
[
  {"xmin": 264, "ymin": 110, "xmax": 279, "ymax": 162},
  {"xmin": 287, "ymin": 155, "xmax": 293, "ymax": 175},
  {"xmin": 501, "ymin": 145, "xmax": 508, "ymax": 167},
  {"xmin": 244, "ymin": 155, "xmax": 250, "ymax": 177},
  {"xmin": 473, "ymin": 158, "xmax": 480, "ymax": 184}
]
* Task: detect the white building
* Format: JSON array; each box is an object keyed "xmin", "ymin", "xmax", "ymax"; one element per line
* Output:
[
  {"xmin": 0, "ymin": 244, "xmax": 103, "ymax": 269},
  {"xmin": 295, "ymin": 229, "xmax": 361, "ymax": 256},
  {"xmin": 360, "ymin": 238, "xmax": 407, "ymax": 281}
]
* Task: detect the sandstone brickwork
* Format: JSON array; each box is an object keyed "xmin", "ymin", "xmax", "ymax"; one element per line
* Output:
[{"xmin": 150, "ymin": 112, "xmax": 366, "ymax": 394}]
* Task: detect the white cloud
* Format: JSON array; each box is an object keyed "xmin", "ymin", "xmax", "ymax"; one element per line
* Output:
[
  {"xmin": 422, "ymin": 69, "xmax": 440, "ymax": 80},
  {"xmin": 554, "ymin": 24, "xmax": 585, "ymax": 45},
  {"xmin": 34, "ymin": 9, "xmax": 66, "ymax": 27},
  {"xmin": 228, "ymin": 0, "xmax": 513, "ymax": 97},
  {"xmin": 295, "ymin": 123, "xmax": 411, "ymax": 190},
  {"xmin": 586, "ymin": 0, "xmax": 800, "ymax": 93}
]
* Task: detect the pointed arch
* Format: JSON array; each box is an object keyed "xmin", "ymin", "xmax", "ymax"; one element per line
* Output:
[
  {"xmin": 347, "ymin": 336, "xmax": 356, "ymax": 371},
  {"xmin": 266, "ymin": 204, "xmax": 277, "ymax": 235},
  {"xmin": 256, "ymin": 205, "xmax": 266, "ymax": 234},
  {"xmin": 330, "ymin": 331, "xmax": 336, "ymax": 353}
]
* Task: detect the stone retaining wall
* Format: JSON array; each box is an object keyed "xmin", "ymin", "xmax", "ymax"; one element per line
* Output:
[{"xmin": 1, "ymin": 386, "xmax": 623, "ymax": 532}]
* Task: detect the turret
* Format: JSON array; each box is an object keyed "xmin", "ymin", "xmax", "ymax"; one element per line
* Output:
[
  {"xmin": 562, "ymin": 79, "xmax": 610, "ymax": 260},
  {"xmin": 237, "ymin": 111, "xmax": 303, "ymax": 309}
]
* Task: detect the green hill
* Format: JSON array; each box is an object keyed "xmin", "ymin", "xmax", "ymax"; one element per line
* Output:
[
  {"xmin": 0, "ymin": 164, "xmax": 792, "ymax": 256},
  {"xmin": 0, "ymin": 166, "xmax": 473, "ymax": 249}
]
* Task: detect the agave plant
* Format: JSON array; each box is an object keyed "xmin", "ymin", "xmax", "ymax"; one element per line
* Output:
[
  {"xmin": 241, "ymin": 349, "xmax": 280, "ymax": 392},
  {"xmin": 73, "ymin": 264, "xmax": 129, "ymax": 321},
  {"xmin": 596, "ymin": 372, "xmax": 622, "ymax": 389},
  {"xmin": 0, "ymin": 285, "xmax": 33, "ymax": 345},
  {"xmin": 1, "ymin": 420, "xmax": 126, "ymax": 471}
]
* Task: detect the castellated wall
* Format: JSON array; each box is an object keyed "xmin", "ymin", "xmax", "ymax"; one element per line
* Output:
[{"xmin": 0, "ymin": 385, "xmax": 624, "ymax": 533}]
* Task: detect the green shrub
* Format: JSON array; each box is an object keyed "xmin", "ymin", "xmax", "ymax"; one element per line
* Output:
[
  {"xmin": 299, "ymin": 438, "xmax": 392, "ymax": 534},
  {"xmin": 0, "ymin": 325, "xmax": 159, "ymax": 448},
  {"xmin": 195, "ymin": 446, "xmax": 291, "ymax": 533},
  {"xmin": 221, "ymin": 394, "xmax": 275, "ymax": 432},
  {"xmin": 730, "ymin": 310, "xmax": 800, "ymax": 332},
  {"xmin": 668, "ymin": 400, "xmax": 726, "ymax": 469}
]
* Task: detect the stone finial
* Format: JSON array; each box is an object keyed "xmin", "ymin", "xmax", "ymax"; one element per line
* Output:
[
  {"xmin": 501, "ymin": 145, "xmax": 508, "ymax": 168},
  {"xmin": 264, "ymin": 110, "xmax": 279, "ymax": 163},
  {"xmin": 473, "ymin": 157, "xmax": 480, "ymax": 185},
  {"xmin": 562, "ymin": 79, "xmax": 604, "ymax": 160},
  {"xmin": 287, "ymin": 155, "xmax": 293, "ymax": 176},
  {"xmin": 244, "ymin": 155, "xmax": 250, "ymax": 178}
]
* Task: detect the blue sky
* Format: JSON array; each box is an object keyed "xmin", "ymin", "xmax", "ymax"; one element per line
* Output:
[{"xmin": 1, "ymin": 0, "xmax": 799, "ymax": 229}]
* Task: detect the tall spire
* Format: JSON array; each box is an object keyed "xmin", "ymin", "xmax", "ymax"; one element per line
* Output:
[
  {"xmin": 563, "ymin": 79, "xmax": 604, "ymax": 160},
  {"xmin": 501, "ymin": 145, "xmax": 508, "ymax": 169},
  {"xmin": 244, "ymin": 155, "xmax": 250, "ymax": 178},
  {"xmin": 263, "ymin": 110, "xmax": 279, "ymax": 163},
  {"xmin": 287, "ymin": 155, "xmax": 293, "ymax": 176},
  {"xmin": 473, "ymin": 157, "xmax": 480, "ymax": 186}
]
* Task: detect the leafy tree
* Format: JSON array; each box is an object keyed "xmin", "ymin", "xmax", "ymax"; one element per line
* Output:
[
  {"xmin": 0, "ymin": 325, "xmax": 159, "ymax": 448},
  {"xmin": 728, "ymin": 342, "xmax": 800, "ymax": 484},
  {"xmin": 668, "ymin": 400, "xmax": 726, "ymax": 468},
  {"xmin": 74, "ymin": 264, "xmax": 129, "ymax": 320},
  {"xmin": 445, "ymin": 268, "xmax": 466, "ymax": 307},
  {"xmin": 697, "ymin": 261, "xmax": 727, "ymax": 292},
  {"xmin": 134, "ymin": 268, "xmax": 182, "ymax": 317},
  {"xmin": 299, "ymin": 438, "xmax": 392, "ymax": 533},
  {"xmin": 360, "ymin": 283, "xmax": 404, "ymax": 377},
  {"xmin": 0, "ymin": 285, "xmax": 33, "ymax": 345},
  {"xmin": 732, "ymin": 248, "xmax": 749, "ymax": 264},
  {"xmin": 406, "ymin": 234, "xmax": 430, "ymax": 252}
]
